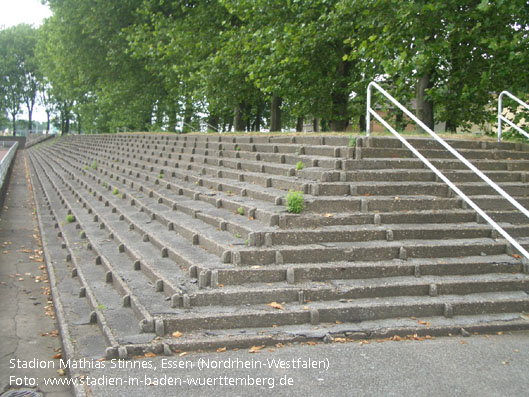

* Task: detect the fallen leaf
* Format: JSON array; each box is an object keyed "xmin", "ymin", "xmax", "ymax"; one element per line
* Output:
[
  {"xmin": 324, "ymin": 213, "xmax": 334, "ymax": 218},
  {"xmin": 275, "ymin": 343, "xmax": 284, "ymax": 348},
  {"xmin": 267, "ymin": 302, "xmax": 284, "ymax": 310},
  {"xmin": 512, "ymin": 254, "xmax": 522, "ymax": 259},
  {"xmin": 144, "ymin": 352, "xmax": 156, "ymax": 358},
  {"xmin": 216, "ymin": 347, "xmax": 227, "ymax": 353},
  {"xmin": 53, "ymin": 353, "xmax": 62, "ymax": 359},
  {"xmin": 172, "ymin": 331, "xmax": 183, "ymax": 338},
  {"xmin": 57, "ymin": 369, "xmax": 66, "ymax": 376},
  {"xmin": 179, "ymin": 352, "xmax": 187, "ymax": 357},
  {"xmin": 249, "ymin": 345, "xmax": 265, "ymax": 353}
]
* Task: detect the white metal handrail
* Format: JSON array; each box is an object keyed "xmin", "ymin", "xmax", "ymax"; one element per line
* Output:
[
  {"xmin": 498, "ymin": 91, "xmax": 529, "ymax": 142},
  {"xmin": 366, "ymin": 81, "xmax": 529, "ymax": 261}
]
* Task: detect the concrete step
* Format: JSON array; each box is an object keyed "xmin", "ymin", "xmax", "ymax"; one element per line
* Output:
[{"xmin": 159, "ymin": 291, "xmax": 529, "ymax": 333}]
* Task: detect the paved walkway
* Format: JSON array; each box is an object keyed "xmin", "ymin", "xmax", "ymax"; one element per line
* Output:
[{"xmin": 0, "ymin": 152, "xmax": 72, "ymax": 396}]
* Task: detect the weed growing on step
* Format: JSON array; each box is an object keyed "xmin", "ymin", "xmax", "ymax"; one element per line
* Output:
[
  {"xmin": 97, "ymin": 303, "xmax": 106, "ymax": 310},
  {"xmin": 83, "ymin": 165, "xmax": 89, "ymax": 171},
  {"xmin": 235, "ymin": 145, "xmax": 241, "ymax": 151},
  {"xmin": 296, "ymin": 161, "xmax": 305, "ymax": 171},
  {"xmin": 286, "ymin": 190, "xmax": 305, "ymax": 214},
  {"xmin": 245, "ymin": 239, "xmax": 249, "ymax": 246},
  {"xmin": 235, "ymin": 233, "xmax": 241, "ymax": 238},
  {"xmin": 112, "ymin": 188, "xmax": 119, "ymax": 195},
  {"xmin": 349, "ymin": 136, "xmax": 357, "ymax": 148},
  {"xmin": 237, "ymin": 207, "xmax": 244, "ymax": 215},
  {"xmin": 102, "ymin": 181, "xmax": 107, "ymax": 188},
  {"xmin": 66, "ymin": 214, "xmax": 75, "ymax": 223},
  {"xmin": 158, "ymin": 173, "xmax": 163, "ymax": 179},
  {"xmin": 91, "ymin": 160, "xmax": 98, "ymax": 170}
]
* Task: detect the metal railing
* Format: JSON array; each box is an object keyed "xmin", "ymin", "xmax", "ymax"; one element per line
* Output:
[
  {"xmin": 497, "ymin": 91, "xmax": 529, "ymax": 142},
  {"xmin": 366, "ymin": 81, "xmax": 529, "ymax": 261}
]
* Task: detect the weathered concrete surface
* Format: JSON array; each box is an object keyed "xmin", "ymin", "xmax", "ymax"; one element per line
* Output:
[
  {"xmin": 0, "ymin": 153, "xmax": 72, "ymax": 396},
  {"xmin": 84, "ymin": 331, "xmax": 529, "ymax": 396}
]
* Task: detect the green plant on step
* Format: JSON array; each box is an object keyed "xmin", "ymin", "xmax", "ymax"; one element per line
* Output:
[
  {"xmin": 158, "ymin": 173, "xmax": 163, "ymax": 179},
  {"xmin": 237, "ymin": 207, "xmax": 244, "ymax": 215},
  {"xmin": 112, "ymin": 188, "xmax": 119, "ymax": 195},
  {"xmin": 66, "ymin": 214, "xmax": 75, "ymax": 223},
  {"xmin": 83, "ymin": 165, "xmax": 89, "ymax": 171},
  {"xmin": 91, "ymin": 160, "xmax": 97, "ymax": 170},
  {"xmin": 285, "ymin": 190, "xmax": 305, "ymax": 214},
  {"xmin": 349, "ymin": 135, "xmax": 357, "ymax": 148},
  {"xmin": 102, "ymin": 181, "xmax": 107, "ymax": 188},
  {"xmin": 235, "ymin": 233, "xmax": 241, "ymax": 238},
  {"xmin": 296, "ymin": 161, "xmax": 305, "ymax": 171}
]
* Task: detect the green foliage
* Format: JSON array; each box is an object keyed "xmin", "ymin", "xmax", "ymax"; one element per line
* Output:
[
  {"xmin": 112, "ymin": 188, "xmax": 118, "ymax": 195},
  {"xmin": 0, "ymin": 24, "xmax": 40, "ymax": 134},
  {"xmin": 237, "ymin": 207, "xmax": 244, "ymax": 215},
  {"xmin": 91, "ymin": 160, "xmax": 97, "ymax": 170},
  {"xmin": 65, "ymin": 214, "xmax": 75, "ymax": 223},
  {"xmin": 12, "ymin": 0, "xmax": 527, "ymax": 135},
  {"xmin": 158, "ymin": 173, "xmax": 163, "ymax": 179},
  {"xmin": 349, "ymin": 136, "xmax": 356, "ymax": 148},
  {"xmin": 295, "ymin": 161, "xmax": 305, "ymax": 171},
  {"xmin": 285, "ymin": 190, "xmax": 305, "ymax": 214},
  {"xmin": 102, "ymin": 181, "xmax": 107, "ymax": 188},
  {"xmin": 234, "ymin": 233, "xmax": 241, "ymax": 238}
]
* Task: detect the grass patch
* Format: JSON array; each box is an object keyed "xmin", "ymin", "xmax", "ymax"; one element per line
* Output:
[
  {"xmin": 66, "ymin": 214, "xmax": 75, "ymax": 223},
  {"xmin": 112, "ymin": 188, "xmax": 119, "ymax": 195},
  {"xmin": 91, "ymin": 160, "xmax": 98, "ymax": 170},
  {"xmin": 237, "ymin": 207, "xmax": 244, "ymax": 216},
  {"xmin": 286, "ymin": 190, "xmax": 305, "ymax": 214},
  {"xmin": 296, "ymin": 161, "xmax": 305, "ymax": 171}
]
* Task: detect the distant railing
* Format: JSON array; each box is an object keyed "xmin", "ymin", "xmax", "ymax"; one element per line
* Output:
[
  {"xmin": 497, "ymin": 91, "xmax": 529, "ymax": 142},
  {"xmin": 366, "ymin": 81, "xmax": 529, "ymax": 261}
]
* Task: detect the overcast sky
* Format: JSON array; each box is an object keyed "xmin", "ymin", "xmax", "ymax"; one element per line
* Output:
[{"xmin": 0, "ymin": 0, "xmax": 52, "ymax": 28}]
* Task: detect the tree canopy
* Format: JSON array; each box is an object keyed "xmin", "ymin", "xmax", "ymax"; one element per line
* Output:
[{"xmin": 1, "ymin": 0, "xmax": 528, "ymax": 134}]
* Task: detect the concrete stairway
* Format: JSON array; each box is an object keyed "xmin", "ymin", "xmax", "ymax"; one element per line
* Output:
[{"xmin": 26, "ymin": 134, "xmax": 529, "ymax": 358}]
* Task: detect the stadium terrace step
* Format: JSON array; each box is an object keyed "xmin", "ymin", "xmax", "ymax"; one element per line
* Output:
[{"xmin": 26, "ymin": 134, "xmax": 529, "ymax": 357}]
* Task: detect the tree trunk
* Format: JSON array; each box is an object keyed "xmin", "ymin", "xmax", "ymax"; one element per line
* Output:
[
  {"xmin": 445, "ymin": 119, "xmax": 457, "ymax": 133},
  {"xmin": 330, "ymin": 91, "xmax": 349, "ymax": 132},
  {"xmin": 313, "ymin": 118, "xmax": 319, "ymax": 132},
  {"xmin": 296, "ymin": 117, "xmax": 304, "ymax": 132},
  {"xmin": 359, "ymin": 114, "xmax": 366, "ymax": 132},
  {"xmin": 168, "ymin": 110, "xmax": 177, "ymax": 132},
  {"xmin": 11, "ymin": 113, "xmax": 16, "ymax": 136},
  {"xmin": 416, "ymin": 73, "xmax": 434, "ymax": 130},
  {"xmin": 207, "ymin": 114, "xmax": 219, "ymax": 132},
  {"xmin": 28, "ymin": 109, "xmax": 33, "ymax": 134},
  {"xmin": 395, "ymin": 109, "xmax": 407, "ymax": 132},
  {"xmin": 233, "ymin": 104, "xmax": 245, "ymax": 132},
  {"xmin": 270, "ymin": 95, "xmax": 282, "ymax": 132},
  {"xmin": 182, "ymin": 97, "xmax": 193, "ymax": 133},
  {"xmin": 46, "ymin": 111, "xmax": 50, "ymax": 133}
]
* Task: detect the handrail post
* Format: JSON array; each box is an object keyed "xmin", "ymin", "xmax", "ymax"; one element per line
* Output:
[
  {"xmin": 366, "ymin": 83, "xmax": 372, "ymax": 137},
  {"xmin": 497, "ymin": 92, "xmax": 504, "ymax": 142}
]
